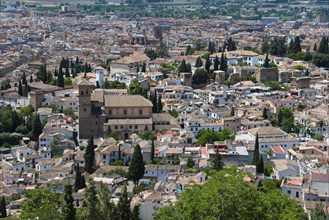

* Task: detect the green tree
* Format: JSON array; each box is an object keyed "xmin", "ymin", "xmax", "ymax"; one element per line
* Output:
[
  {"xmin": 154, "ymin": 167, "xmax": 307, "ymax": 220},
  {"xmin": 195, "ymin": 56, "xmax": 203, "ymax": 68},
  {"xmin": 128, "ymin": 144, "xmax": 145, "ymax": 185},
  {"xmin": 212, "ymin": 151, "xmax": 224, "ymax": 171},
  {"xmin": 65, "ymin": 66, "xmax": 70, "ymax": 78},
  {"xmin": 192, "ymin": 68, "xmax": 208, "ymax": 85},
  {"xmin": 0, "ymin": 196, "xmax": 6, "ymax": 218},
  {"xmin": 310, "ymin": 203, "xmax": 326, "ymax": 220},
  {"xmin": 63, "ymin": 184, "xmax": 76, "ymax": 220},
  {"xmin": 131, "ymin": 204, "xmax": 141, "ymax": 220},
  {"xmin": 117, "ymin": 185, "xmax": 131, "ymax": 220},
  {"xmin": 32, "ymin": 114, "xmax": 42, "ymax": 141},
  {"xmin": 252, "ymin": 133, "xmax": 259, "ymax": 165},
  {"xmin": 187, "ymin": 156, "xmax": 195, "ymax": 168},
  {"xmin": 208, "ymin": 41, "xmax": 216, "ymax": 54},
  {"xmin": 21, "ymin": 188, "xmax": 64, "ymax": 220},
  {"xmin": 81, "ymin": 181, "xmax": 101, "ymax": 220},
  {"xmin": 84, "ymin": 135, "xmax": 95, "ymax": 173},
  {"xmin": 227, "ymin": 37, "xmax": 237, "ymax": 51},
  {"xmin": 42, "ymin": 64, "xmax": 48, "ymax": 84},
  {"xmin": 98, "ymin": 182, "xmax": 116, "ymax": 219}
]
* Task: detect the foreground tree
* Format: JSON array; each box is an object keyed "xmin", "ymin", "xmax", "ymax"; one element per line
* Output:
[
  {"xmin": 128, "ymin": 145, "xmax": 145, "ymax": 185},
  {"xmin": 310, "ymin": 203, "xmax": 326, "ymax": 220},
  {"xmin": 63, "ymin": 184, "xmax": 76, "ymax": 220},
  {"xmin": 117, "ymin": 186, "xmax": 131, "ymax": 220},
  {"xmin": 21, "ymin": 188, "xmax": 64, "ymax": 220},
  {"xmin": 80, "ymin": 181, "xmax": 101, "ymax": 220},
  {"xmin": 154, "ymin": 167, "xmax": 307, "ymax": 220}
]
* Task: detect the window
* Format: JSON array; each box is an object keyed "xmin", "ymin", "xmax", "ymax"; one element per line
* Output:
[
  {"xmin": 139, "ymin": 109, "xmax": 142, "ymax": 115},
  {"xmin": 109, "ymin": 110, "xmax": 112, "ymax": 115},
  {"xmin": 103, "ymin": 155, "xmax": 106, "ymax": 159},
  {"xmin": 287, "ymin": 190, "xmax": 291, "ymax": 194},
  {"xmin": 86, "ymin": 89, "xmax": 89, "ymax": 94},
  {"xmin": 81, "ymin": 91, "xmax": 84, "ymax": 95},
  {"xmin": 121, "ymin": 126, "xmax": 123, "ymax": 129},
  {"xmin": 115, "ymin": 126, "xmax": 118, "ymax": 129},
  {"xmin": 124, "ymin": 110, "xmax": 127, "ymax": 115},
  {"xmin": 83, "ymin": 108, "xmax": 86, "ymax": 112},
  {"xmin": 135, "ymin": 125, "xmax": 138, "ymax": 129}
]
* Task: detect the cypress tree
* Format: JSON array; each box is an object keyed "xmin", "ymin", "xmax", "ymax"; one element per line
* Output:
[
  {"xmin": 230, "ymin": 107, "xmax": 235, "ymax": 116},
  {"xmin": 318, "ymin": 36, "xmax": 327, "ymax": 53},
  {"xmin": 264, "ymin": 54, "xmax": 270, "ymax": 68},
  {"xmin": 178, "ymin": 59, "xmax": 187, "ymax": 73},
  {"xmin": 0, "ymin": 196, "xmax": 6, "ymax": 218},
  {"xmin": 252, "ymin": 133, "xmax": 259, "ymax": 165},
  {"xmin": 81, "ymin": 175, "xmax": 86, "ymax": 189},
  {"xmin": 63, "ymin": 184, "xmax": 76, "ymax": 220},
  {"xmin": 288, "ymin": 39, "xmax": 294, "ymax": 54},
  {"xmin": 30, "ymin": 75, "xmax": 33, "ymax": 83},
  {"xmin": 76, "ymin": 57, "xmax": 79, "ymax": 64},
  {"xmin": 152, "ymin": 91, "xmax": 157, "ymax": 113},
  {"xmin": 32, "ymin": 114, "xmax": 42, "ymax": 141},
  {"xmin": 18, "ymin": 80, "xmax": 23, "ymax": 96},
  {"xmin": 205, "ymin": 57, "xmax": 211, "ymax": 73},
  {"xmin": 195, "ymin": 56, "xmax": 203, "ymax": 67},
  {"xmin": 219, "ymin": 52, "xmax": 227, "ymax": 72},
  {"xmin": 262, "ymin": 108, "xmax": 268, "ymax": 119},
  {"xmin": 57, "ymin": 71, "xmax": 64, "ymax": 88},
  {"xmin": 278, "ymin": 109, "xmax": 283, "ymax": 127},
  {"xmin": 96, "ymin": 81, "xmax": 100, "ymax": 89},
  {"xmin": 74, "ymin": 164, "xmax": 81, "ymax": 192},
  {"xmin": 65, "ymin": 66, "xmax": 70, "ymax": 78},
  {"xmin": 22, "ymin": 72, "xmax": 27, "ymax": 85},
  {"xmin": 71, "ymin": 68, "xmax": 75, "ymax": 78},
  {"xmin": 42, "ymin": 64, "xmax": 47, "ymax": 84},
  {"xmin": 141, "ymin": 62, "xmax": 146, "ymax": 72},
  {"xmin": 84, "ymin": 135, "xmax": 95, "ymax": 174},
  {"xmin": 293, "ymin": 36, "xmax": 301, "ymax": 53},
  {"xmin": 212, "ymin": 151, "xmax": 224, "ymax": 171},
  {"xmin": 128, "ymin": 144, "xmax": 145, "ymax": 185},
  {"xmin": 213, "ymin": 55, "xmax": 219, "ymax": 71},
  {"xmin": 256, "ymin": 156, "xmax": 264, "ymax": 174},
  {"xmin": 313, "ymin": 43, "xmax": 317, "ymax": 51}
]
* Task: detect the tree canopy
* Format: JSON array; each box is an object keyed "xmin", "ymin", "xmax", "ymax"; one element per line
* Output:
[{"xmin": 154, "ymin": 167, "xmax": 307, "ymax": 220}]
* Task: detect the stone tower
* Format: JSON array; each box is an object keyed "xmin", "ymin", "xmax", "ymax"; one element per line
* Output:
[{"xmin": 78, "ymin": 79, "xmax": 92, "ymax": 139}]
